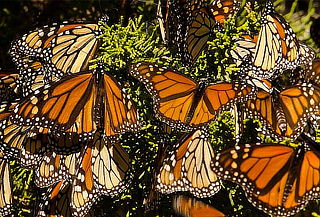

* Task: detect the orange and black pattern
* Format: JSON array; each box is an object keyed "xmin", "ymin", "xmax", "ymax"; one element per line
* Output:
[
  {"xmin": 11, "ymin": 68, "xmax": 139, "ymax": 141},
  {"xmin": 130, "ymin": 62, "xmax": 255, "ymax": 130},
  {"xmin": 211, "ymin": 137, "xmax": 320, "ymax": 216}
]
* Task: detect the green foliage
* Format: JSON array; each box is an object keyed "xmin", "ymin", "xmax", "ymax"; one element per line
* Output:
[
  {"xmin": 7, "ymin": 0, "xmax": 320, "ymax": 216},
  {"xmin": 10, "ymin": 161, "xmax": 38, "ymax": 217}
]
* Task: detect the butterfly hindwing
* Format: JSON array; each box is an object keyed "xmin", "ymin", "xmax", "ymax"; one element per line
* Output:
[{"xmin": 156, "ymin": 130, "xmax": 220, "ymax": 198}]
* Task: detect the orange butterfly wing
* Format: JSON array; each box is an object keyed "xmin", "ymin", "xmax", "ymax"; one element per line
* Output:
[
  {"xmin": 130, "ymin": 63, "xmax": 198, "ymax": 129},
  {"xmin": 103, "ymin": 74, "xmax": 139, "ymax": 136},
  {"xmin": 212, "ymin": 142, "xmax": 320, "ymax": 216},
  {"xmin": 173, "ymin": 195, "xmax": 226, "ymax": 217},
  {"xmin": 12, "ymin": 73, "xmax": 95, "ymax": 134},
  {"xmin": 190, "ymin": 82, "xmax": 254, "ymax": 125}
]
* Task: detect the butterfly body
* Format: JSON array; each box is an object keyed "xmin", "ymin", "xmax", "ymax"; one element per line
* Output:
[
  {"xmin": 185, "ymin": 81, "xmax": 207, "ymax": 124},
  {"xmin": 211, "ymin": 137, "xmax": 320, "ymax": 216},
  {"xmin": 131, "ymin": 62, "xmax": 255, "ymax": 130},
  {"xmin": 11, "ymin": 67, "xmax": 139, "ymax": 140}
]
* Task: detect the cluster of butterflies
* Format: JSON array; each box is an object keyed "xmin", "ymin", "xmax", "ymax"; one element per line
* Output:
[{"xmin": 0, "ymin": 0, "xmax": 319, "ymax": 216}]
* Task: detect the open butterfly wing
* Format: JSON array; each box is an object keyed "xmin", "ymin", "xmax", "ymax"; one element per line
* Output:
[
  {"xmin": 11, "ymin": 72, "xmax": 97, "ymax": 139},
  {"xmin": 212, "ymin": 144, "xmax": 294, "ymax": 196},
  {"xmin": 130, "ymin": 63, "xmax": 198, "ymax": 130},
  {"xmin": 157, "ymin": 130, "xmax": 220, "ymax": 198},
  {"xmin": 279, "ymin": 84, "xmax": 320, "ymax": 139},
  {"xmin": 103, "ymin": 74, "xmax": 139, "ymax": 136},
  {"xmin": 211, "ymin": 142, "xmax": 320, "ymax": 216},
  {"xmin": 189, "ymin": 82, "xmax": 255, "ymax": 126}
]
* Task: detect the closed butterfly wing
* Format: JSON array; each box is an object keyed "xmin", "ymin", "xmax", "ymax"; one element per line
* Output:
[
  {"xmin": 37, "ymin": 180, "xmax": 95, "ymax": 217},
  {"xmin": 0, "ymin": 73, "xmax": 19, "ymax": 100},
  {"xmin": 10, "ymin": 23, "xmax": 101, "ymax": 79},
  {"xmin": 91, "ymin": 133, "xmax": 130, "ymax": 196},
  {"xmin": 157, "ymin": 130, "xmax": 220, "ymax": 198},
  {"xmin": 70, "ymin": 145, "xmax": 99, "ymax": 217},
  {"xmin": 186, "ymin": 7, "xmax": 217, "ymax": 62},
  {"xmin": 244, "ymin": 1, "xmax": 314, "ymax": 79},
  {"xmin": 0, "ymin": 103, "xmax": 42, "ymax": 158},
  {"xmin": 173, "ymin": 195, "xmax": 225, "ymax": 217},
  {"xmin": 230, "ymin": 35, "xmax": 257, "ymax": 66},
  {"xmin": 0, "ymin": 153, "xmax": 12, "ymax": 217},
  {"xmin": 34, "ymin": 149, "xmax": 84, "ymax": 188}
]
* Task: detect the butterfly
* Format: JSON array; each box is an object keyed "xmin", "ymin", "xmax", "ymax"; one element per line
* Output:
[
  {"xmin": 37, "ymin": 180, "xmax": 95, "ymax": 217},
  {"xmin": 36, "ymin": 132, "xmax": 129, "ymax": 216},
  {"xmin": 211, "ymin": 134, "xmax": 320, "ymax": 217},
  {"xmin": 0, "ymin": 152, "xmax": 12, "ymax": 217},
  {"xmin": 232, "ymin": 0, "xmax": 315, "ymax": 79},
  {"xmin": 10, "ymin": 22, "xmax": 101, "ymax": 78},
  {"xmin": 159, "ymin": 0, "xmax": 240, "ymax": 64},
  {"xmin": 0, "ymin": 102, "xmax": 84, "ymax": 160},
  {"xmin": 173, "ymin": 195, "xmax": 225, "ymax": 217},
  {"xmin": 10, "ymin": 66, "xmax": 139, "ymax": 141},
  {"xmin": 156, "ymin": 130, "xmax": 220, "ymax": 198},
  {"xmin": 237, "ymin": 75, "xmax": 320, "ymax": 140},
  {"xmin": 130, "ymin": 62, "xmax": 255, "ymax": 130}
]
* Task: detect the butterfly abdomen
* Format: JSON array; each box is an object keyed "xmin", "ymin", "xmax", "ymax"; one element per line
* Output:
[{"xmin": 186, "ymin": 82, "xmax": 207, "ymax": 124}]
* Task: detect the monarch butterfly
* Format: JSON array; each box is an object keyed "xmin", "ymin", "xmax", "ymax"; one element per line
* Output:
[
  {"xmin": 32, "ymin": 132, "xmax": 129, "ymax": 193},
  {"xmin": 0, "ymin": 152, "xmax": 12, "ymax": 217},
  {"xmin": 159, "ymin": 0, "xmax": 240, "ymax": 64},
  {"xmin": 10, "ymin": 66, "xmax": 139, "ymax": 141},
  {"xmin": 239, "ymin": 80, "xmax": 320, "ymax": 140},
  {"xmin": 230, "ymin": 35, "xmax": 257, "ymax": 67},
  {"xmin": 156, "ymin": 130, "xmax": 220, "ymax": 198},
  {"xmin": 211, "ymin": 134, "xmax": 320, "ymax": 217},
  {"xmin": 0, "ymin": 102, "xmax": 35, "ymax": 158},
  {"xmin": 37, "ymin": 180, "xmax": 95, "ymax": 217},
  {"xmin": 130, "ymin": 62, "xmax": 255, "ymax": 130},
  {"xmin": 187, "ymin": 0, "xmax": 244, "ymax": 62},
  {"xmin": 173, "ymin": 195, "xmax": 225, "ymax": 217},
  {"xmin": 0, "ymin": 102, "xmax": 82, "ymax": 161},
  {"xmin": 233, "ymin": 1, "xmax": 315, "ymax": 79},
  {"xmin": 304, "ymin": 59, "xmax": 320, "ymax": 85},
  {"xmin": 35, "ymin": 132, "xmax": 129, "ymax": 216},
  {"xmin": 10, "ymin": 22, "xmax": 101, "ymax": 78}
]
